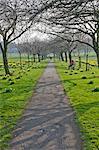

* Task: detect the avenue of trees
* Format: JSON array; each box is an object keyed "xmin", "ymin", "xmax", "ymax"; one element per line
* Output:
[
  {"xmin": 0, "ymin": 0, "xmax": 99, "ymax": 75},
  {"xmin": 40, "ymin": 0, "xmax": 99, "ymax": 66}
]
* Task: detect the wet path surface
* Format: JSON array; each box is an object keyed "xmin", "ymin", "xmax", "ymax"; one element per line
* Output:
[{"xmin": 10, "ymin": 63, "xmax": 82, "ymax": 150}]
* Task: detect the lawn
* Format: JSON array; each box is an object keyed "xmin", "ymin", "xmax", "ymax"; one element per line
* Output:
[
  {"xmin": 56, "ymin": 61, "xmax": 99, "ymax": 150},
  {"xmin": 0, "ymin": 58, "xmax": 47, "ymax": 149}
]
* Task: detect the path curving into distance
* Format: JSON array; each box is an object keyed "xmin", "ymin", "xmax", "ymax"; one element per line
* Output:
[{"xmin": 10, "ymin": 62, "xmax": 82, "ymax": 150}]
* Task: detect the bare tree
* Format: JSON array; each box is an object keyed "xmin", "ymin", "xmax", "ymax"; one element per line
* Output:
[
  {"xmin": 38, "ymin": 0, "xmax": 99, "ymax": 67},
  {"xmin": 0, "ymin": 0, "xmax": 60, "ymax": 74},
  {"xmin": 0, "ymin": 0, "xmax": 33, "ymax": 74}
]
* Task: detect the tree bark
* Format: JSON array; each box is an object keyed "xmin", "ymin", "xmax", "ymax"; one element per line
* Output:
[
  {"xmin": 96, "ymin": 23, "xmax": 99, "ymax": 68},
  {"xmin": 96, "ymin": 51, "xmax": 99, "ymax": 68},
  {"xmin": 64, "ymin": 51, "xmax": 67, "ymax": 62},
  {"xmin": 18, "ymin": 51, "xmax": 22, "ymax": 69},
  {"xmin": 0, "ymin": 38, "xmax": 10, "ymax": 75},
  {"xmin": 86, "ymin": 54, "xmax": 88, "ymax": 71},
  {"xmin": 38, "ymin": 53, "xmax": 40, "ymax": 62},
  {"xmin": 92, "ymin": 33, "xmax": 99, "ymax": 68},
  {"xmin": 2, "ymin": 49, "xmax": 10, "ymax": 75},
  {"xmin": 33, "ymin": 54, "xmax": 36, "ymax": 62},
  {"xmin": 68, "ymin": 52, "xmax": 72, "ymax": 64},
  {"xmin": 79, "ymin": 56, "xmax": 81, "ymax": 69},
  {"xmin": 60, "ymin": 52, "xmax": 64, "ymax": 61}
]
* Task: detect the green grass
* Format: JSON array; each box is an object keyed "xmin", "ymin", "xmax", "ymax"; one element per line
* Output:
[
  {"xmin": 55, "ymin": 61, "xmax": 99, "ymax": 150},
  {"xmin": 0, "ymin": 60, "xmax": 47, "ymax": 150}
]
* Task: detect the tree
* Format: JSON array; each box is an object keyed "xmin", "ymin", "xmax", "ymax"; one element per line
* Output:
[
  {"xmin": 0, "ymin": 0, "xmax": 60, "ymax": 74},
  {"xmin": 39, "ymin": 0, "xmax": 99, "ymax": 67},
  {"xmin": 0, "ymin": 0, "xmax": 33, "ymax": 74}
]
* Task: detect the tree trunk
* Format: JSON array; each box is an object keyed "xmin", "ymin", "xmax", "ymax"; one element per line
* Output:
[
  {"xmin": 79, "ymin": 56, "xmax": 81, "ymax": 69},
  {"xmin": 38, "ymin": 53, "xmax": 40, "ymax": 62},
  {"xmin": 92, "ymin": 33, "xmax": 99, "ymax": 68},
  {"xmin": 2, "ymin": 50, "xmax": 10, "ymax": 75},
  {"xmin": 60, "ymin": 52, "xmax": 64, "ymax": 61},
  {"xmin": 64, "ymin": 51, "xmax": 67, "ymax": 62},
  {"xmin": 18, "ymin": 51, "xmax": 22, "ymax": 69},
  {"xmin": 68, "ymin": 52, "xmax": 72, "ymax": 64},
  {"xmin": 33, "ymin": 54, "xmax": 36, "ymax": 62},
  {"xmin": 86, "ymin": 54, "xmax": 88, "ymax": 71},
  {"xmin": 31, "ymin": 56, "xmax": 33, "ymax": 65},
  {"xmin": 97, "ymin": 21, "xmax": 99, "ymax": 68},
  {"xmin": 96, "ymin": 51, "xmax": 99, "ymax": 68}
]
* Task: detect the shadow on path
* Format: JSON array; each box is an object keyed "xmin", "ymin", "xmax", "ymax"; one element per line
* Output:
[{"xmin": 10, "ymin": 62, "xmax": 82, "ymax": 150}]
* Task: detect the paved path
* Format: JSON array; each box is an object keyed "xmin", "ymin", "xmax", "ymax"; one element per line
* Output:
[{"xmin": 10, "ymin": 63, "xmax": 82, "ymax": 150}]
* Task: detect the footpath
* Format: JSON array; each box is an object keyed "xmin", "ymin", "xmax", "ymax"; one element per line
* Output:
[{"xmin": 10, "ymin": 62, "xmax": 82, "ymax": 150}]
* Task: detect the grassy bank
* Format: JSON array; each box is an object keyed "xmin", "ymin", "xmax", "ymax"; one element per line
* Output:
[
  {"xmin": 0, "ymin": 61, "xmax": 47, "ymax": 149},
  {"xmin": 56, "ymin": 61, "xmax": 99, "ymax": 150}
]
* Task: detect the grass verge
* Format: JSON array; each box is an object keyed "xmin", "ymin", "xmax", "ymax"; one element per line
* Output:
[
  {"xmin": 0, "ymin": 61, "xmax": 47, "ymax": 150},
  {"xmin": 55, "ymin": 61, "xmax": 99, "ymax": 150}
]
